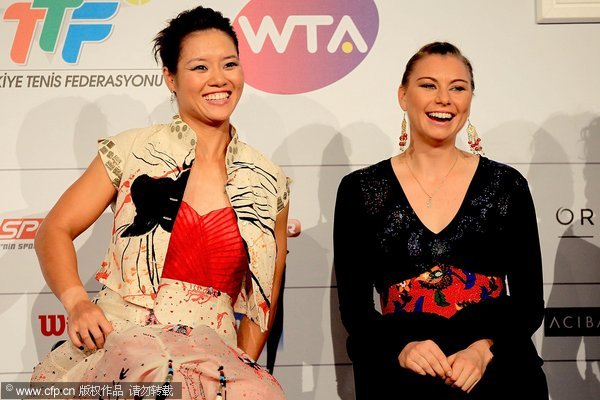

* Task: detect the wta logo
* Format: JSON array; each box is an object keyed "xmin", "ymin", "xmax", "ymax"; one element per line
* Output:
[
  {"xmin": 233, "ymin": 0, "xmax": 379, "ymax": 94},
  {"xmin": 3, "ymin": 0, "xmax": 120, "ymax": 64}
]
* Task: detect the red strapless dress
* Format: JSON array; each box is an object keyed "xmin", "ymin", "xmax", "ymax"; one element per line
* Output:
[
  {"xmin": 31, "ymin": 203, "xmax": 285, "ymax": 400},
  {"xmin": 161, "ymin": 202, "xmax": 248, "ymax": 302}
]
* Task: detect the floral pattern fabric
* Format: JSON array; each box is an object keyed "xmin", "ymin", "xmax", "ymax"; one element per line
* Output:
[{"xmin": 381, "ymin": 264, "xmax": 505, "ymax": 319}]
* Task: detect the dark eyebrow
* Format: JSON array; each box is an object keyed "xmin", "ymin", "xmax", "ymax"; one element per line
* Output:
[{"xmin": 185, "ymin": 54, "xmax": 239, "ymax": 64}]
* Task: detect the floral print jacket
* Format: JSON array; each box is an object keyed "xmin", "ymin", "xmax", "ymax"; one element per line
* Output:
[{"xmin": 96, "ymin": 115, "xmax": 290, "ymax": 331}]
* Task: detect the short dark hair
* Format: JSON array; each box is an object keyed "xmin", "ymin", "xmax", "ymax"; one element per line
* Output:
[
  {"xmin": 401, "ymin": 42, "xmax": 475, "ymax": 91},
  {"xmin": 153, "ymin": 6, "xmax": 239, "ymax": 73}
]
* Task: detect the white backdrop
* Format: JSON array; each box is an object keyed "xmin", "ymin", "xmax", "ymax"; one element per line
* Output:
[{"xmin": 1, "ymin": 1, "xmax": 598, "ymax": 399}]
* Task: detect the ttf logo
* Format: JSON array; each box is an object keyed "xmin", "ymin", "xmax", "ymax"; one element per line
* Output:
[
  {"xmin": 39, "ymin": 314, "xmax": 67, "ymax": 336},
  {"xmin": 0, "ymin": 218, "xmax": 43, "ymax": 240},
  {"xmin": 233, "ymin": 0, "xmax": 379, "ymax": 94},
  {"xmin": 3, "ymin": 0, "xmax": 120, "ymax": 64}
]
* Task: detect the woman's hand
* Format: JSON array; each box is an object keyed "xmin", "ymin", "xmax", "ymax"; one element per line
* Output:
[
  {"xmin": 62, "ymin": 287, "xmax": 113, "ymax": 351},
  {"xmin": 444, "ymin": 339, "xmax": 493, "ymax": 393},
  {"xmin": 398, "ymin": 339, "xmax": 452, "ymax": 379}
]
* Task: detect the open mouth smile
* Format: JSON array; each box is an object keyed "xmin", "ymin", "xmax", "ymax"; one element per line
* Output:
[
  {"xmin": 427, "ymin": 112, "xmax": 454, "ymax": 122},
  {"xmin": 203, "ymin": 92, "xmax": 231, "ymax": 101}
]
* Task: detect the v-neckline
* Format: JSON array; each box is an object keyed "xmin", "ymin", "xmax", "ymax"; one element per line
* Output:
[{"xmin": 387, "ymin": 156, "xmax": 483, "ymax": 236}]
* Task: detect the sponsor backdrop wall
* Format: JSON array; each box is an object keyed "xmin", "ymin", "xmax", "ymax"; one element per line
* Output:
[{"xmin": 1, "ymin": 0, "xmax": 598, "ymax": 399}]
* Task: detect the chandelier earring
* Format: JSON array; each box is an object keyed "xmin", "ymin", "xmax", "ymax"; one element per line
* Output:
[
  {"xmin": 467, "ymin": 119, "xmax": 484, "ymax": 155},
  {"xmin": 399, "ymin": 113, "xmax": 409, "ymax": 151}
]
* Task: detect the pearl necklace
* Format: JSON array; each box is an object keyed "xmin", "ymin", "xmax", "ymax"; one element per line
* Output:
[{"xmin": 405, "ymin": 152, "xmax": 459, "ymax": 209}]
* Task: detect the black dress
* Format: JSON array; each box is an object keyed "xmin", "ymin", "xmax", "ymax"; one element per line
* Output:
[{"xmin": 333, "ymin": 157, "xmax": 548, "ymax": 399}]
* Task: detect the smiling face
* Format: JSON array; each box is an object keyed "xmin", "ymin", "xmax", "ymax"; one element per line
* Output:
[
  {"xmin": 398, "ymin": 54, "xmax": 473, "ymax": 147},
  {"xmin": 164, "ymin": 28, "xmax": 244, "ymax": 129}
]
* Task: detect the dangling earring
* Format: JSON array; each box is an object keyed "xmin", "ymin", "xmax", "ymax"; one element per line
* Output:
[
  {"xmin": 467, "ymin": 119, "xmax": 483, "ymax": 155},
  {"xmin": 399, "ymin": 113, "xmax": 408, "ymax": 151},
  {"xmin": 170, "ymin": 91, "xmax": 176, "ymax": 104}
]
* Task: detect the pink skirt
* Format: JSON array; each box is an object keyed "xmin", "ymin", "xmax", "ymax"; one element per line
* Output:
[{"xmin": 31, "ymin": 284, "xmax": 285, "ymax": 400}]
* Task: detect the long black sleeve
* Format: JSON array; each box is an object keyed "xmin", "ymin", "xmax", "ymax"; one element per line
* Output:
[
  {"xmin": 333, "ymin": 173, "xmax": 446, "ymax": 363},
  {"xmin": 452, "ymin": 172, "xmax": 545, "ymax": 354}
]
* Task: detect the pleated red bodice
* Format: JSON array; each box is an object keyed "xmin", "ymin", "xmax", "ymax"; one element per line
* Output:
[{"xmin": 161, "ymin": 202, "xmax": 248, "ymax": 301}]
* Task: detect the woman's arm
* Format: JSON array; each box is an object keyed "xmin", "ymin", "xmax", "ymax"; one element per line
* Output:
[
  {"xmin": 333, "ymin": 175, "xmax": 379, "ymax": 341},
  {"xmin": 445, "ymin": 172, "xmax": 544, "ymax": 391},
  {"xmin": 237, "ymin": 203, "xmax": 289, "ymax": 360},
  {"xmin": 453, "ymin": 172, "xmax": 545, "ymax": 344},
  {"xmin": 35, "ymin": 155, "xmax": 117, "ymax": 350}
]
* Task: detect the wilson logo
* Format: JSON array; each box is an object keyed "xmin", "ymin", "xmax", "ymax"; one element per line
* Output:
[
  {"xmin": 0, "ymin": 219, "xmax": 43, "ymax": 240},
  {"xmin": 39, "ymin": 314, "xmax": 67, "ymax": 336},
  {"xmin": 3, "ymin": 0, "xmax": 119, "ymax": 64},
  {"xmin": 233, "ymin": 0, "xmax": 379, "ymax": 94}
]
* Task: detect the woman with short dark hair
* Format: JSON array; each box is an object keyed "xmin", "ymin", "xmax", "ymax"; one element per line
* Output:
[{"xmin": 31, "ymin": 6, "xmax": 289, "ymax": 399}]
